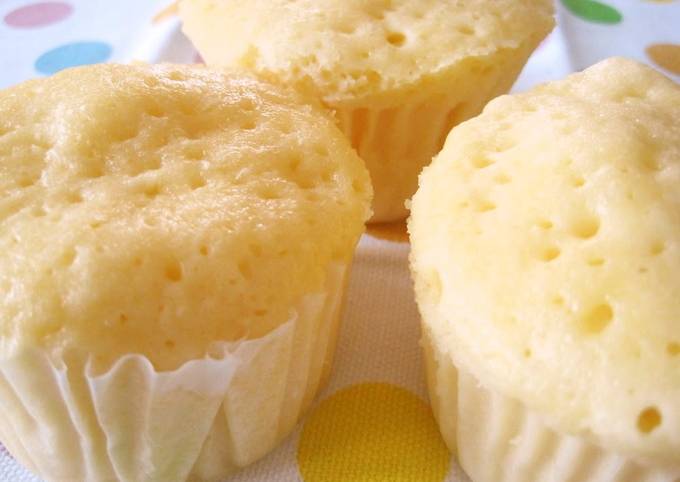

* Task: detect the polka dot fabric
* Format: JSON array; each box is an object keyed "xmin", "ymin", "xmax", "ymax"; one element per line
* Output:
[
  {"xmin": 4, "ymin": 2, "xmax": 72, "ymax": 28},
  {"xmin": 34, "ymin": 40, "xmax": 112, "ymax": 74},
  {"xmin": 0, "ymin": 0, "xmax": 162, "ymax": 89},
  {"xmin": 557, "ymin": 0, "xmax": 680, "ymax": 79},
  {"xmin": 0, "ymin": 1, "xmax": 679, "ymax": 482}
]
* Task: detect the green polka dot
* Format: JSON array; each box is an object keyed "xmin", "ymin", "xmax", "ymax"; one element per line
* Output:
[{"xmin": 561, "ymin": 0, "xmax": 623, "ymax": 24}]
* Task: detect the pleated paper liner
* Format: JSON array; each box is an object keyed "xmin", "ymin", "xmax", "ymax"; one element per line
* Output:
[
  {"xmin": 422, "ymin": 327, "xmax": 680, "ymax": 482},
  {"xmin": 0, "ymin": 262, "xmax": 349, "ymax": 482},
  {"xmin": 334, "ymin": 40, "xmax": 541, "ymax": 223}
]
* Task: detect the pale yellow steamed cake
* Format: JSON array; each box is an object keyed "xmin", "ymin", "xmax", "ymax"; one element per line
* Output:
[
  {"xmin": 409, "ymin": 58, "xmax": 680, "ymax": 481},
  {"xmin": 179, "ymin": 0, "xmax": 554, "ymax": 222},
  {"xmin": 0, "ymin": 63, "xmax": 370, "ymax": 371},
  {"xmin": 0, "ymin": 63, "xmax": 371, "ymax": 481}
]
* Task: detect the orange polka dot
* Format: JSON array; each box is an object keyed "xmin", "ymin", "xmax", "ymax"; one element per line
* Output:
[{"xmin": 646, "ymin": 44, "xmax": 680, "ymax": 75}]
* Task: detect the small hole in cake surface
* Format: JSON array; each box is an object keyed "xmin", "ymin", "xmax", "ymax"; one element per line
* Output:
[
  {"xmin": 87, "ymin": 167, "xmax": 104, "ymax": 179},
  {"xmin": 249, "ymin": 243, "xmax": 263, "ymax": 257},
  {"xmin": 167, "ymin": 71, "xmax": 185, "ymax": 82},
  {"xmin": 539, "ymin": 246, "xmax": 560, "ymax": 262},
  {"xmin": 456, "ymin": 24, "xmax": 475, "ymax": 35},
  {"xmin": 31, "ymin": 205, "xmax": 46, "ymax": 217},
  {"xmin": 60, "ymin": 248, "xmax": 76, "ymax": 267},
  {"xmin": 118, "ymin": 314, "xmax": 128, "ymax": 325},
  {"xmin": 536, "ymin": 219, "xmax": 553, "ymax": 230},
  {"xmin": 279, "ymin": 123, "xmax": 293, "ymax": 135},
  {"xmin": 472, "ymin": 157, "xmax": 493, "ymax": 169},
  {"xmin": 581, "ymin": 303, "xmax": 613, "ymax": 334},
  {"xmin": 66, "ymin": 191, "xmax": 83, "ymax": 204},
  {"xmin": 666, "ymin": 342, "xmax": 680, "ymax": 356},
  {"xmin": 615, "ymin": 89, "xmax": 645, "ymax": 102},
  {"xmin": 241, "ymin": 120, "xmax": 256, "ymax": 130},
  {"xmin": 366, "ymin": 7, "xmax": 385, "ymax": 20},
  {"xmin": 184, "ymin": 145, "xmax": 205, "ymax": 161},
  {"xmin": 144, "ymin": 102, "xmax": 164, "ymax": 118},
  {"xmin": 428, "ymin": 270, "xmax": 442, "ymax": 304},
  {"xmin": 18, "ymin": 177, "xmax": 37, "ymax": 188},
  {"xmin": 523, "ymin": 348, "xmax": 532, "ymax": 358},
  {"xmin": 238, "ymin": 260, "xmax": 251, "ymax": 278},
  {"xmin": 491, "ymin": 138, "xmax": 515, "ymax": 153},
  {"xmin": 254, "ymin": 309, "xmax": 268, "ymax": 316},
  {"xmin": 240, "ymin": 98, "xmax": 256, "ymax": 111},
  {"xmin": 143, "ymin": 76, "xmax": 159, "ymax": 88},
  {"xmin": 259, "ymin": 185, "xmax": 282, "ymax": 200},
  {"xmin": 494, "ymin": 173, "xmax": 511, "ymax": 184},
  {"xmin": 650, "ymin": 241, "xmax": 665, "ymax": 256},
  {"xmin": 111, "ymin": 124, "xmax": 139, "ymax": 143},
  {"xmin": 335, "ymin": 22, "xmax": 356, "ymax": 34},
  {"xmin": 637, "ymin": 407, "xmax": 662, "ymax": 434},
  {"xmin": 144, "ymin": 184, "xmax": 161, "ymax": 198},
  {"xmin": 571, "ymin": 175, "xmax": 586, "ymax": 188},
  {"xmin": 475, "ymin": 199, "xmax": 496, "ymax": 212},
  {"xmin": 386, "ymin": 32, "xmax": 406, "ymax": 47},
  {"xmin": 165, "ymin": 340, "xmax": 175, "ymax": 349},
  {"xmin": 199, "ymin": 245, "xmax": 209, "ymax": 256},
  {"xmin": 288, "ymin": 158, "xmax": 301, "ymax": 173},
  {"xmin": 351, "ymin": 179, "xmax": 365, "ymax": 194},
  {"xmin": 641, "ymin": 157, "xmax": 661, "ymax": 172},
  {"xmin": 165, "ymin": 262, "xmax": 182, "ymax": 282},
  {"xmin": 189, "ymin": 176, "xmax": 206, "ymax": 190},
  {"xmin": 552, "ymin": 295, "xmax": 564, "ymax": 306},
  {"xmin": 571, "ymin": 215, "xmax": 600, "ymax": 239},
  {"xmin": 587, "ymin": 257, "xmax": 605, "ymax": 267}
]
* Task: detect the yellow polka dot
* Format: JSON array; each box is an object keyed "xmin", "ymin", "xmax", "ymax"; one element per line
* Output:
[
  {"xmin": 297, "ymin": 383, "xmax": 450, "ymax": 482},
  {"xmin": 646, "ymin": 43, "xmax": 680, "ymax": 75}
]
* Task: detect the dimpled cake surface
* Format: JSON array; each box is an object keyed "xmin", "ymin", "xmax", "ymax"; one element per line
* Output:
[
  {"xmin": 409, "ymin": 58, "xmax": 680, "ymax": 465},
  {"xmin": 0, "ymin": 64, "xmax": 371, "ymax": 372},
  {"xmin": 178, "ymin": 0, "xmax": 554, "ymax": 105}
]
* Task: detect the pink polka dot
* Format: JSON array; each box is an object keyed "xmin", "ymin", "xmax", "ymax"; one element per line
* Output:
[
  {"xmin": 194, "ymin": 52, "xmax": 204, "ymax": 64},
  {"xmin": 4, "ymin": 2, "xmax": 73, "ymax": 29}
]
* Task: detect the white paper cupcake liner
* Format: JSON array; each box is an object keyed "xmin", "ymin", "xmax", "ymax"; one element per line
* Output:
[
  {"xmin": 0, "ymin": 262, "xmax": 348, "ymax": 482},
  {"xmin": 334, "ymin": 43, "xmax": 538, "ymax": 223},
  {"xmin": 422, "ymin": 327, "xmax": 680, "ymax": 482}
]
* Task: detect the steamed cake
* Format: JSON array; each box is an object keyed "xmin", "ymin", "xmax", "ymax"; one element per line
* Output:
[
  {"xmin": 179, "ymin": 0, "xmax": 554, "ymax": 222},
  {"xmin": 409, "ymin": 58, "xmax": 680, "ymax": 481},
  {"xmin": 0, "ymin": 63, "xmax": 371, "ymax": 481}
]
